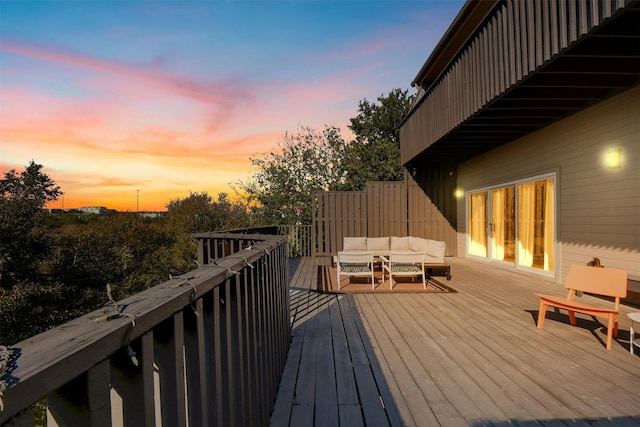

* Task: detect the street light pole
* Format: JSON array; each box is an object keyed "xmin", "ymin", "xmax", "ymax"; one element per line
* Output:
[{"xmin": 136, "ymin": 190, "xmax": 139, "ymax": 212}]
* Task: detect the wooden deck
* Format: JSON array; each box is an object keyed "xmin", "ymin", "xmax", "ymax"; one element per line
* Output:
[{"xmin": 270, "ymin": 257, "xmax": 640, "ymax": 427}]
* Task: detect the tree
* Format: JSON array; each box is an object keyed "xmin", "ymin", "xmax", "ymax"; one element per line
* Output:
[
  {"xmin": 165, "ymin": 192, "xmax": 217, "ymax": 234},
  {"xmin": 0, "ymin": 161, "xmax": 62, "ymax": 288},
  {"xmin": 165, "ymin": 191, "xmax": 252, "ymax": 234},
  {"xmin": 46, "ymin": 212, "xmax": 188, "ymax": 296},
  {"xmin": 235, "ymin": 125, "xmax": 347, "ymax": 225},
  {"xmin": 210, "ymin": 192, "xmax": 255, "ymax": 230},
  {"xmin": 233, "ymin": 89, "xmax": 414, "ymax": 224},
  {"xmin": 340, "ymin": 88, "xmax": 415, "ymax": 190}
]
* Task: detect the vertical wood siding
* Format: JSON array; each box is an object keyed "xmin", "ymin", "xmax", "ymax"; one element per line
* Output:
[
  {"xmin": 400, "ymin": 0, "xmax": 629, "ymax": 163},
  {"xmin": 456, "ymin": 87, "xmax": 640, "ymax": 281}
]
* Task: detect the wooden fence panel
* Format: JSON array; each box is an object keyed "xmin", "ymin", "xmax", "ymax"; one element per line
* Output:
[
  {"xmin": 313, "ymin": 191, "xmax": 367, "ymax": 255},
  {"xmin": 314, "ymin": 178, "xmax": 457, "ymax": 256},
  {"xmin": 367, "ymin": 182, "xmax": 407, "ymax": 237}
]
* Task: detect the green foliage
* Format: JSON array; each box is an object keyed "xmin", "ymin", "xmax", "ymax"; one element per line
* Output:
[
  {"xmin": 235, "ymin": 89, "xmax": 415, "ymax": 223},
  {"xmin": 0, "ymin": 161, "xmax": 62, "ymax": 288},
  {"xmin": 341, "ymin": 88, "xmax": 415, "ymax": 190},
  {"xmin": 0, "ymin": 282, "xmax": 102, "ymax": 345},
  {"xmin": 235, "ymin": 125, "xmax": 347, "ymax": 225},
  {"xmin": 0, "ymin": 160, "xmax": 254, "ymax": 344},
  {"xmin": 0, "ymin": 161, "xmax": 62, "ymax": 205},
  {"xmin": 46, "ymin": 213, "xmax": 177, "ymax": 294},
  {"xmin": 165, "ymin": 192, "xmax": 253, "ymax": 233}
]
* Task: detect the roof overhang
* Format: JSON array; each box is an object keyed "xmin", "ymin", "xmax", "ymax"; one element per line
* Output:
[{"xmin": 404, "ymin": 1, "xmax": 640, "ymax": 166}]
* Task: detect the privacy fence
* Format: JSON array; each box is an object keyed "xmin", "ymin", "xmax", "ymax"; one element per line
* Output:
[{"xmin": 313, "ymin": 179, "xmax": 457, "ymax": 257}]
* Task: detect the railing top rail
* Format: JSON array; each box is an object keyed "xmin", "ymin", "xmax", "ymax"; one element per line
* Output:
[
  {"xmin": 192, "ymin": 231, "xmax": 282, "ymax": 240},
  {"xmin": 1, "ymin": 234, "xmax": 287, "ymax": 421}
]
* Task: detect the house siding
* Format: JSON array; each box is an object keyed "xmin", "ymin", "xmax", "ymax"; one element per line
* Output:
[{"xmin": 456, "ymin": 86, "xmax": 640, "ymax": 282}]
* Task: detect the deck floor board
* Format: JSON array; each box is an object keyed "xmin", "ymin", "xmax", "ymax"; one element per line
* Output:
[{"xmin": 270, "ymin": 257, "xmax": 640, "ymax": 426}]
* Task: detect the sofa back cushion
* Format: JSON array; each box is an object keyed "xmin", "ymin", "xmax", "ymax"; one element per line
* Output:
[
  {"xmin": 390, "ymin": 236, "xmax": 411, "ymax": 251},
  {"xmin": 343, "ymin": 236, "xmax": 367, "ymax": 251},
  {"xmin": 409, "ymin": 236, "xmax": 429, "ymax": 252},
  {"xmin": 366, "ymin": 237, "xmax": 389, "ymax": 252},
  {"xmin": 427, "ymin": 240, "xmax": 446, "ymax": 261}
]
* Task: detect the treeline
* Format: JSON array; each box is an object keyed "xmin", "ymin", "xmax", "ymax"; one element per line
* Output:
[{"xmin": 0, "ymin": 172, "xmax": 255, "ymax": 345}]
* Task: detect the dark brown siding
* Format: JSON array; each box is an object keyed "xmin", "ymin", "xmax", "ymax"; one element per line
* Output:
[
  {"xmin": 408, "ymin": 168, "xmax": 457, "ymax": 251},
  {"xmin": 401, "ymin": 0, "xmax": 630, "ymax": 164}
]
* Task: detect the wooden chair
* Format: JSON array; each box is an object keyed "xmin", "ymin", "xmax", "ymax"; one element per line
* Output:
[
  {"xmin": 382, "ymin": 251, "xmax": 426, "ymax": 290},
  {"xmin": 535, "ymin": 264, "xmax": 627, "ymax": 350},
  {"xmin": 336, "ymin": 251, "xmax": 375, "ymax": 290}
]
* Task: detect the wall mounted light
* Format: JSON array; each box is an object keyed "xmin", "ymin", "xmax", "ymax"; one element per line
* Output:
[
  {"xmin": 605, "ymin": 149, "xmax": 622, "ymax": 169},
  {"xmin": 454, "ymin": 188, "xmax": 464, "ymax": 199}
]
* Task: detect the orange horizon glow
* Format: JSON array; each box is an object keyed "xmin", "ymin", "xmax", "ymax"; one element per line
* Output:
[{"xmin": 43, "ymin": 186, "xmax": 243, "ymax": 212}]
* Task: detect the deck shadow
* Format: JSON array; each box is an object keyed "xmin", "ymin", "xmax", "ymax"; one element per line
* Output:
[
  {"xmin": 470, "ymin": 416, "xmax": 640, "ymax": 426},
  {"xmin": 272, "ymin": 285, "xmax": 404, "ymax": 426},
  {"xmin": 526, "ymin": 309, "xmax": 634, "ymax": 351},
  {"xmin": 318, "ymin": 265, "xmax": 457, "ymax": 294}
]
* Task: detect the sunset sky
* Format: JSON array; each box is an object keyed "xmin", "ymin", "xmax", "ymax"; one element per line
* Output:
[{"xmin": 1, "ymin": 0, "xmax": 464, "ymax": 211}]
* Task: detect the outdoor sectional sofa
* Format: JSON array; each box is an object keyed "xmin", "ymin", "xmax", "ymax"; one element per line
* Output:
[
  {"xmin": 342, "ymin": 236, "xmax": 446, "ymax": 264},
  {"xmin": 338, "ymin": 236, "xmax": 451, "ymax": 282}
]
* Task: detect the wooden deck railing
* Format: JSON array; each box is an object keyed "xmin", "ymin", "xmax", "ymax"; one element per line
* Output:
[
  {"xmin": 1, "ymin": 233, "xmax": 290, "ymax": 427},
  {"xmin": 276, "ymin": 225, "xmax": 313, "ymax": 257},
  {"xmin": 196, "ymin": 225, "xmax": 312, "ymax": 258}
]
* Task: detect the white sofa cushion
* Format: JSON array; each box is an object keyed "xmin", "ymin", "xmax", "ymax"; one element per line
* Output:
[
  {"xmin": 367, "ymin": 237, "xmax": 389, "ymax": 252},
  {"xmin": 390, "ymin": 236, "xmax": 411, "ymax": 251},
  {"xmin": 409, "ymin": 236, "xmax": 429, "ymax": 252},
  {"xmin": 343, "ymin": 236, "xmax": 367, "ymax": 251},
  {"xmin": 426, "ymin": 239, "xmax": 446, "ymax": 262}
]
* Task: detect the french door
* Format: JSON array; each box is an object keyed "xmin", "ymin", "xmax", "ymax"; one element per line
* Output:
[{"xmin": 467, "ymin": 176, "xmax": 554, "ymax": 272}]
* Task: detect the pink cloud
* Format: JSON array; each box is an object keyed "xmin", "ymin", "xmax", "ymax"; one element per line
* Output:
[
  {"xmin": 1, "ymin": 35, "xmax": 393, "ymax": 211},
  {"xmin": 311, "ymin": 37, "xmax": 391, "ymax": 65},
  {"xmin": 2, "ymin": 39, "xmax": 253, "ymax": 109}
]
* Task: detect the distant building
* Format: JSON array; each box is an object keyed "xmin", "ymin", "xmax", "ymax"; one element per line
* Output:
[
  {"xmin": 46, "ymin": 208, "xmax": 65, "ymax": 215},
  {"xmin": 137, "ymin": 211, "xmax": 166, "ymax": 218},
  {"xmin": 77, "ymin": 206, "xmax": 108, "ymax": 215}
]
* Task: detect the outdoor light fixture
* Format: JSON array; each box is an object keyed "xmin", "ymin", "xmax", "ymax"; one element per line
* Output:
[
  {"xmin": 454, "ymin": 188, "xmax": 464, "ymax": 199},
  {"xmin": 605, "ymin": 149, "xmax": 622, "ymax": 169}
]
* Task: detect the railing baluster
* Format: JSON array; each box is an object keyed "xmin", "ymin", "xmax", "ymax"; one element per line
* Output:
[
  {"xmin": 184, "ymin": 298, "xmax": 207, "ymax": 426},
  {"xmin": 154, "ymin": 313, "xmax": 186, "ymax": 426},
  {"xmin": 110, "ymin": 335, "xmax": 148, "ymax": 426},
  {"xmin": 212, "ymin": 284, "xmax": 226, "ymax": 426},
  {"xmin": 141, "ymin": 332, "xmax": 156, "ymax": 427},
  {"xmin": 47, "ymin": 359, "xmax": 111, "ymax": 427}
]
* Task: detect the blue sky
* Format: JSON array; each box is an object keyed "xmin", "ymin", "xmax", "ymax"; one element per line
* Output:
[{"xmin": 1, "ymin": 0, "xmax": 465, "ymax": 210}]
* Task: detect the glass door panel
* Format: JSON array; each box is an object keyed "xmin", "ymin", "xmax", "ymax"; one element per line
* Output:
[
  {"xmin": 491, "ymin": 186, "xmax": 515, "ymax": 263},
  {"xmin": 468, "ymin": 191, "xmax": 488, "ymax": 257},
  {"xmin": 468, "ymin": 177, "xmax": 554, "ymax": 273},
  {"xmin": 517, "ymin": 178, "xmax": 554, "ymax": 272}
]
